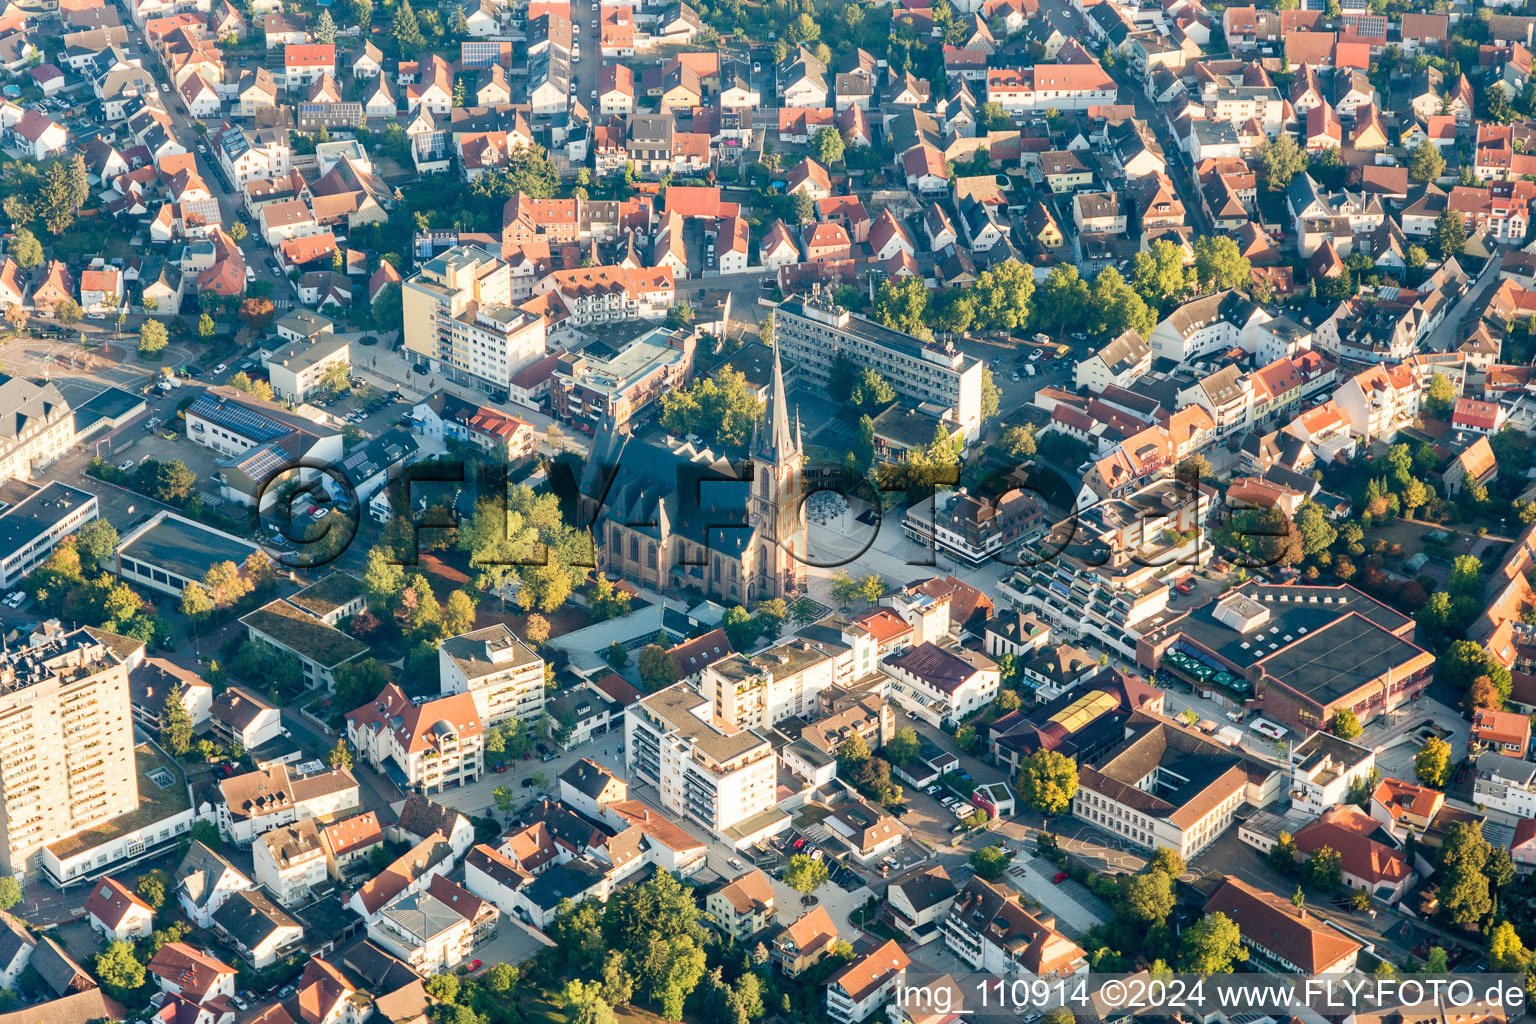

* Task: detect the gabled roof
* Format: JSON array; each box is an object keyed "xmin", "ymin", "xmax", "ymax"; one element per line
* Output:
[{"xmin": 1204, "ymin": 876, "xmax": 1360, "ymax": 972}]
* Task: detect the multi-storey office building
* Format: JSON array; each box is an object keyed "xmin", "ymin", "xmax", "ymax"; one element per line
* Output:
[{"xmin": 772, "ymin": 295, "xmax": 985, "ymax": 440}]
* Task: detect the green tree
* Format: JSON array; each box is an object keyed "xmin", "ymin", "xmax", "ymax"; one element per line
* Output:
[
  {"xmin": 55, "ymin": 298, "xmax": 81, "ymax": 324},
  {"xmin": 443, "ymin": 589, "xmax": 476, "ymax": 636},
  {"xmin": 1259, "ymin": 135, "xmax": 1308, "ymax": 190},
  {"xmin": 658, "ymin": 366, "xmax": 764, "ymax": 450},
  {"xmin": 1304, "ymin": 845, "xmax": 1343, "ymax": 889},
  {"xmin": 392, "ymin": 0, "xmax": 427, "ymax": 53},
  {"xmin": 38, "ymin": 159, "xmax": 80, "ymax": 234},
  {"xmin": 74, "ymin": 519, "xmax": 119, "ymax": 568},
  {"xmin": 850, "ymin": 366, "xmax": 897, "ymax": 412},
  {"xmin": 1032, "ymin": 264, "xmax": 1089, "ymax": 334},
  {"xmin": 448, "ymin": 2, "xmax": 470, "ymax": 35},
  {"xmin": 179, "ymin": 580, "xmax": 215, "ymax": 625},
  {"xmin": 970, "ymin": 258, "xmax": 1035, "ymax": 330},
  {"xmin": 1193, "ymin": 235, "xmax": 1252, "ymax": 292},
  {"xmin": 314, "ymin": 7, "xmax": 337, "ymax": 42},
  {"xmin": 425, "ymin": 974, "xmax": 460, "ymax": 1004},
  {"xmin": 1432, "ymin": 209, "xmax": 1467, "ymax": 258},
  {"xmin": 604, "ymin": 642, "xmax": 628, "ymax": 670},
  {"xmin": 1148, "ymin": 847, "xmax": 1185, "ymax": 878},
  {"xmin": 885, "ymin": 726, "xmax": 920, "ymax": 766},
  {"xmin": 970, "ymin": 845, "xmax": 1010, "ymax": 880},
  {"xmin": 1017, "ymin": 748, "xmax": 1077, "ymax": 815},
  {"xmin": 1415, "ymin": 736, "xmax": 1452, "ymax": 787},
  {"xmin": 1441, "ymin": 639, "xmax": 1511, "ymax": 697},
  {"xmin": 783, "ymin": 853, "xmax": 830, "ymax": 895},
  {"xmin": 1409, "ymin": 140, "xmax": 1447, "ymax": 184},
  {"xmin": 229, "ymin": 221, "xmax": 248, "ymax": 244},
  {"xmin": 160, "ymin": 680, "xmax": 194, "ymax": 755},
  {"xmin": 1425, "ymin": 372, "xmax": 1458, "ymax": 417},
  {"xmin": 95, "ymin": 941, "xmax": 146, "ymax": 994},
  {"xmin": 9, "ymin": 228, "xmax": 42, "ymax": 270},
  {"xmin": 637, "ymin": 644, "xmax": 679, "ymax": 690},
  {"xmin": 873, "ymin": 276, "xmax": 931, "ymax": 337},
  {"xmin": 362, "ymin": 547, "xmax": 406, "ymax": 610},
  {"xmin": 136, "ymin": 870, "xmax": 169, "ymax": 910},
  {"xmin": 562, "ymin": 980, "xmax": 615, "ymax": 1024},
  {"xmin": 0, "ymin": 878, "xmax": 19, "ymax": 913},
  {"xmin": 1130, "ymin": 239, "xmax": 1190, "ymax": 309},
  {"xmin": 1293, "ymin": 501, "xmax": 1336, "ymax": 556},
  {"xmin": 138, "ymin": 318, "xmax": 168, "ymax": 357},
  {"xmin": 811, "ymin": 126, "xmax": 844, "ymax": 166},
  {"xmin": 1088, "ymin": 266, "xmax": 1156, "ymax": 341},
  {"xmin": 1330, "ymin": 708, "xmax": 1362, "ymax": 739},
  {"xmin": 1119, "ymin": 869, "xmax": 1176, "ymax": 925},
  {"xmin": 1178, "ymin": 912, "xmax": 1248, "ymax": 975},
  {"xmin": 1425, "ymin": 947, "xmax": 1449, "ymax": 972},
  {"xmin": 1438, "ymin": 822, "xmax": 1495, "ymax": 926}
]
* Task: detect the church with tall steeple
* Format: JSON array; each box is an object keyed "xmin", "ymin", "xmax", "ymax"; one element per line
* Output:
[
  {"xmin": 749, "ymin": 341, "xmax": 807, "ymax": 601},
  {"xmin": 578, "ymin": 338, "xmax": 807, "ymax": 605}
]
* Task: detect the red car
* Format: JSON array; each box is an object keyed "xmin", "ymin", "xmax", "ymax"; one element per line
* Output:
[
  {"xmin": 1052, "ymin": 872, "xmax": 1068, "ymax": 884},
  {"xmin": 493, "ymin": 763, "xmax": 508, "ymax": 773},
  {"xmin": 469, "ymin": 960, "xmax": 482, "ymax": 972}
]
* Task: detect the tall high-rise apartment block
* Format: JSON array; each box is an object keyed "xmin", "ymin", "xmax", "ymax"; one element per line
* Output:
[{"xmin": 0, "ymin": 628, "xmax": 139, "ymax": 874}]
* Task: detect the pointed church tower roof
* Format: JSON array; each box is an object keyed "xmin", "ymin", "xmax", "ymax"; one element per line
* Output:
[{"xmin": 756, "ymin": 338, "xmax": 799, "ymax": 465}]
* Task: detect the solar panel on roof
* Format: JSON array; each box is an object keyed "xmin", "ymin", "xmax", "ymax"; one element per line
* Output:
[{"xmin": 191, "ymin": 394, "xmax": 290, "ymax": 442}]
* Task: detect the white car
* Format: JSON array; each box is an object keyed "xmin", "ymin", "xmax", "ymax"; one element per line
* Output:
[
  {"xmin": 117, "ymin": 460, "xmax": 135, "ymax": 472},
  {"xmin": 3, "ymin": 592, "xmax": 24, "ymax": 608},
  {"xmin": 213, "ymin": 363, "xmax": 227, "ymax": 374}
]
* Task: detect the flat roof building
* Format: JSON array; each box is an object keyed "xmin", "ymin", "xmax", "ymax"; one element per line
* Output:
[
  {"xmin": 113, "ymin": 511, "xmax": 261, "ymax": 598},
  {"xmin": 0, "ymin": 479, "xmax": 98, "ymax": 589},
  {"xmin": 774, "ymin": 294, "xmax": 985, "ymax": 440}
]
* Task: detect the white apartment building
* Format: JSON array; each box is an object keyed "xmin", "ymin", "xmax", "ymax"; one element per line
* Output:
[
  {"xmin": 252, "ymin": 820, "xmax": 329, "ymax": 907},
  {"xmin": 1148, "ymin": 289, "xmax": 1274, "ymax": 365},
  {"xmin": 625, "ymin": 682, "xmax": 790, "ymax": 849},
  {"xmin": 347, "ymin": 683, "xmax": 485, "ymax": 794},
  {"xmin": 260, "ymin": 332, "xmax": 351, "ymax": 402},
  {"xmin": 1288, "ymin": 732, "xmax": 1376, "ymax": 817},
  {"xmin": 402, "ymin": 245, "xmax": 514, "ymax": 376},
  {"xmin": 532, "ymin": 265, "xmax": 675, "ymax": 327},
  {"xmin": 1474, "ymin": 751, "xmax": 1536, "ymax": 820},
  {"xmin": 881, "ymin": 643, "xmax": 999, "ymax": 727},
  {"xmin": 1334, "ymin": 364, "xmax": 1421, "ymax": 444},
  {"xmin": 773, "ymin": 295, "xmax": 986, "ymax": 440},
  {"xmin": 439, "ymin": 625, "xmax": 546, "ymax": 728},
  {"xmin": 215, "ymin": 764, "xmax": 360, "ymax": 846},
  {"xmin": 1075, "ymin": 330, "xmax": 1152, "ymax": 394},
  {"xmin": 436, "ymin": 303, "xmax": 547, "ymax": 395},
  {"xmin": 825, "ymin": 940, "xmax": 910, "ymax": 1024},
  {"xmin": 0, "ymin": 628, "xmax": 141, "ymax": 875},
  {"xmin": 367, "ymin": 890, "xmax": 474, "ymax": 973},
  {"xmin": 699, "ymin": 638, "xmax": 841, "ymax": 731}
]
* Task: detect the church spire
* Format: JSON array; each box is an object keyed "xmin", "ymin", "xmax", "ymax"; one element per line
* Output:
[{"xmin": 759, "ymin": 337, "xmax": 797, "ymax": 464}]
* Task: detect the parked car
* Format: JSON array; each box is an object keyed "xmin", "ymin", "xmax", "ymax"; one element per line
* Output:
[
  {"xmin": 541, "ymin": 752, "xmax": 558, "ymax": 761},
  {"xmin": 117, "ymin": 460, "xmax": 135, "ymax": 472},
  {"xmin": 728, "ymin": 857, "xmax": 744, "ymax": 870},
  {"xmin": 1052, "ymin": 872, "xmax": 1068, "ymax": 884}
]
